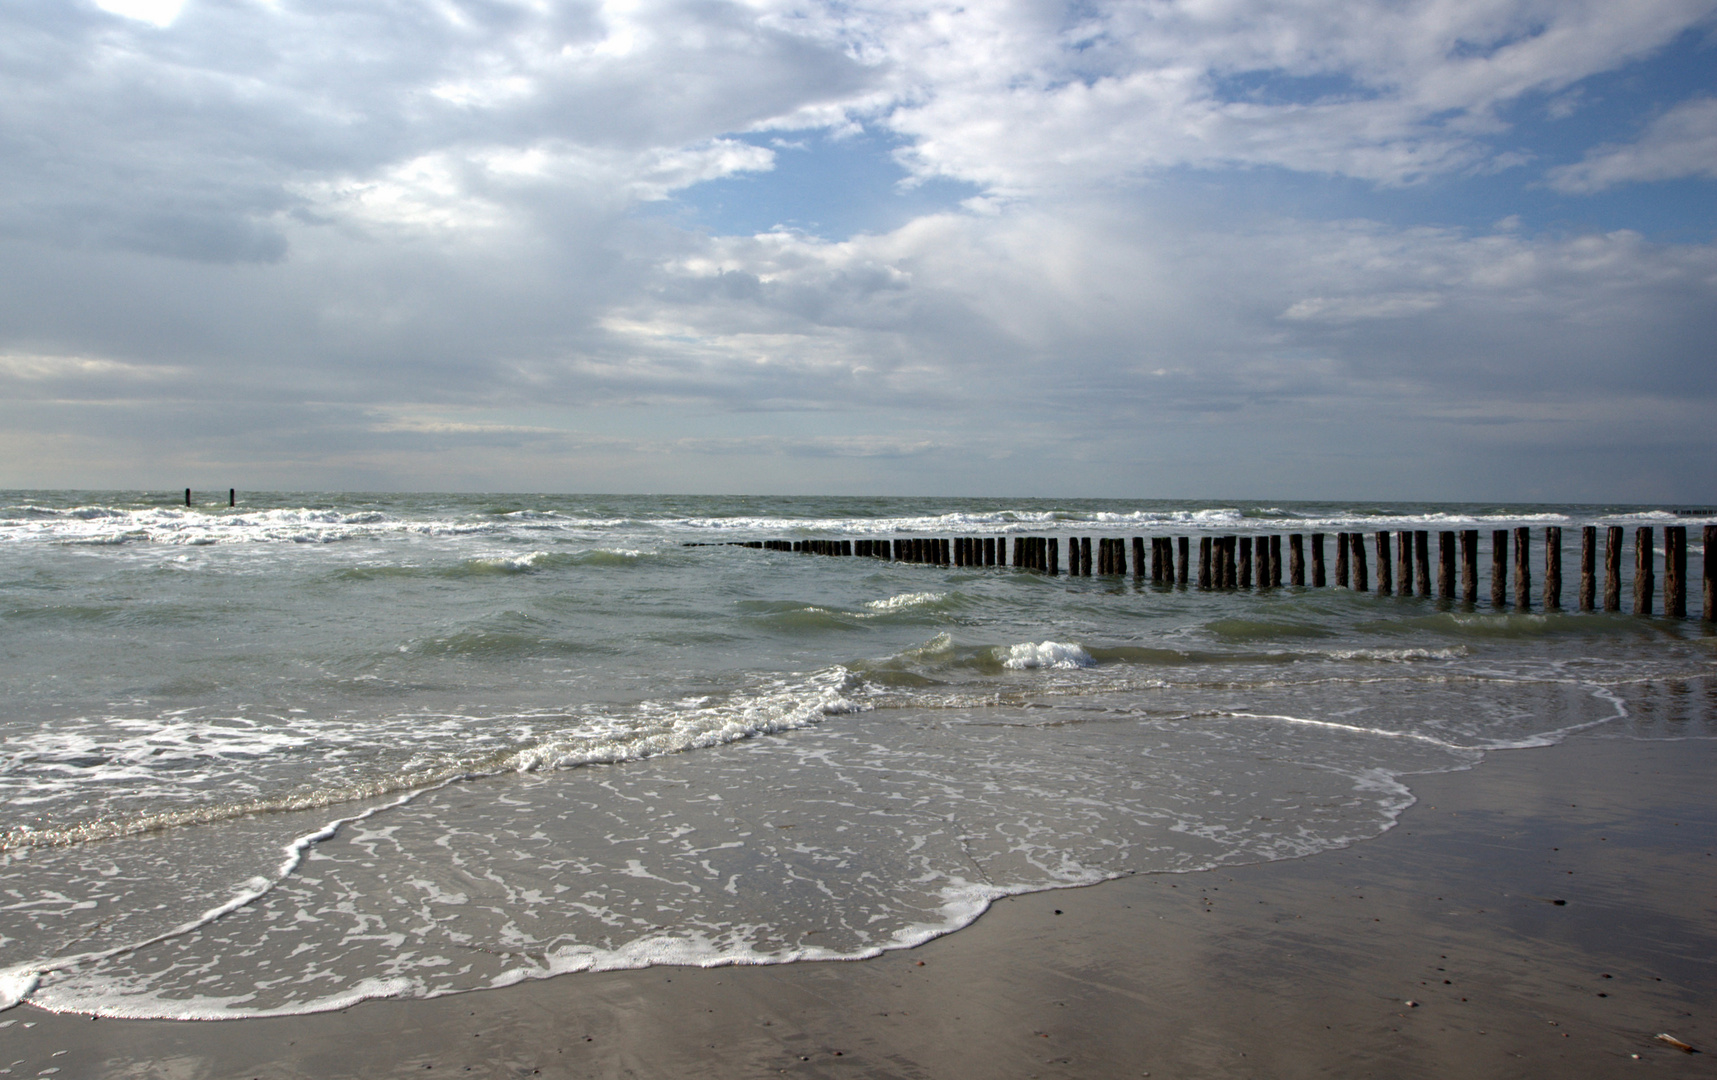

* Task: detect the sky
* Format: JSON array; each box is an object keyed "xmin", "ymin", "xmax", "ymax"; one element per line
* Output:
[{"xmin": 2, "ymin": 0, "xmax": 1715, "ymax": 500}]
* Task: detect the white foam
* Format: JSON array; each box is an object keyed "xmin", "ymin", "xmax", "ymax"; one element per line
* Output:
[
  {"xmin": 1324, "ymin": 647, "xmax": 1469, "ymax": 662},
  {"xmin": 864, "ymin": 591, "xmax": 945, "ymax": 612},
  {"xmin": 1000, "ymin": 641, "xmax": 1095, "ymax": 670}
]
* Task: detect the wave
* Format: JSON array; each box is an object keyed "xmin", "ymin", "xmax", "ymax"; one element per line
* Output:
[
  {"xmin": 11, "ymin": 499, "xmax": 1704, "ymax": 550},
  {"xmin": 0, "ymin": 669, "xmax": 865, "ymax": 854}
]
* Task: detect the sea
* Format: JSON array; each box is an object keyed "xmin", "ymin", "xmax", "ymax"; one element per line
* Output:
[{"xmin": 1, "ymin": 492, "xmax": 1712, "ymax": 1020}]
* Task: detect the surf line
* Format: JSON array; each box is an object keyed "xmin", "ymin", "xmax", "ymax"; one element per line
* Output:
[{"xmin": 0, "ymin": 777, "xmax": 467, "ymax": 1015}]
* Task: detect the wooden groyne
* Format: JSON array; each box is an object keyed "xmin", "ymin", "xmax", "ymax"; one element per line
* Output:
[{"xmin": 696, "ymin": 524, "xmax": 1717, "ymax": 621}]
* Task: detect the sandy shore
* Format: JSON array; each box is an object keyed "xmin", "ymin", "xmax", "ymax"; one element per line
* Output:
[{"xmin": 5, "ymin": 732, "xmax": 1714, "ymax": 1079}]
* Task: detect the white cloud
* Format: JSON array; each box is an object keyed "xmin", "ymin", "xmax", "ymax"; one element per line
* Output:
[
  {"xmin": 91, "ymin": 0, "xmax": 185, "ymax": 29},
  {"xmin": 1547, "ymin": 96, "xmax": 1717, "ymax": 192},
  {"xmin": 0, "ymin": 0, "xmax": 1714, "ymax": 497}
]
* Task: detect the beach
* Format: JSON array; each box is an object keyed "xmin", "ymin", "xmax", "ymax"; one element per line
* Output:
[
  {"xmin": 1, "ymin": 493, "xmax": 1712, "ymax": 1076},
  {"xmin": 5, "ymin": 731, "xmax": 1712, "ymax": 1078}
]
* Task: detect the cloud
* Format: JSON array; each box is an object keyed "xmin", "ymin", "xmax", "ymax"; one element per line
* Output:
[
  {"xmin": 0, "ymin": 0, "xmax": 1714, "ymax": 498},
  {"xmin": 1547, "ymin": 96, "xmax": 1717, "ymax": 191}
]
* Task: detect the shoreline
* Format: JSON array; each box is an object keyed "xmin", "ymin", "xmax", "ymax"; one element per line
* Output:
[{"xmin": 6, "ymin": 732, "xmax": 1715, "ymax": 1078}]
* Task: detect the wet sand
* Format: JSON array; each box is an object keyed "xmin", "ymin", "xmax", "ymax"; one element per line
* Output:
[{"xmin": 5, "ymin": 733, "xmax": 1714, "ymax": 1079}]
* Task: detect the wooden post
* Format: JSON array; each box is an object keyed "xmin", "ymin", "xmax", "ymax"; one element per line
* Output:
[
  {"xmin": 229, "ymin": 488, "xmax": 235, "ymax": 507},
  {"xmin": 1578, "ymin": 527, "xmax": 1595, "ymax": 611},
  {"xmin": 941, "ymin": 539, "xmax": 950, "ymax": 565},
  {"xmin": 1352, "ymin": 532, "xmax": 1368, "ymax": 592},
  {"xmin": 1413, "ymin": 531, "xmax": 1430, "ymax": 597},
  {"xmin": 1634, "ymin": 527, "xmax": 1654, "ymax": 615},
  {"xmin": 1133, "ymin": 537, "xmax": 1145, "ymax": 579},
  {"xmin": 1311, "ymin": 534, "xmax": 1326, "ymax": 586},
  {"xmin": 1270, "ymin": 535, "xmax": 1282, "ymax": 587},
  {"xmin": 1490, "ymin": 530, "xmax": 1507, "ymax": 606},
  {"xmin": 953, "ymin": 538, "xmax": 964, "ymax": 567},
  {"xmin": 1604, "ymin": 526, "xmax": 1623, "ymax": 611},
  {"xmin": 1289, "ymin": 534, "xmax": 1305, "ymax": 586},
  {"xmin": 1334, "ymin": 532, "xmax": 1349, "ymax": 589},
  {"xmin": 1544, "ymin": 527, "xmax": 1563, "ymax": 611},
  {"xmin": 1048, "ymin": 537, "xmax": 1059, "ymax": 575},
  {"xmin": 1705, "ymin": 525, "xmax": 1716, "ymax": 622},
  {"xmin": 1512, "ymin": 527, "xmax": 1530, "ymax": 610},
  {"xmin": 1239, "ymin": 537, "xmax": 1253, "ymax": 588},
  {"xmin": 1177, "ymin": 537, "xmax": 1189, "ymax": 585},
  {"xmin": 1256, "ymin": 535, "xmax": 1269, "ymax": 589},
  {"xmin": 1197, "ymin": 537, "xmax": 1212, "ymax": 589},
  {"xmin": 1459, "ymin": 531, "xmax": 1477, "ymax": 603},
  {"xmin": 1397, "ymin": 531, "xmax": 1413, "ymax": 597},
  {"xmin": 185, "ymin": 488, "xmax": 192, "ymax": 507},
  {"xmin": 1376, "ymin": 532, "xmax": 1393, "ymax": 595},
  {"xmin": 1666, "ymin": 525, "xmax": 1686, "ymax": 618},
  {"xmin": 1150, "ymin": 538, "xmax": 1162, "ymax": 582},
  {"xmin": 1663, "ymin": 526, "xmax": 1684, "ymax": 617}
]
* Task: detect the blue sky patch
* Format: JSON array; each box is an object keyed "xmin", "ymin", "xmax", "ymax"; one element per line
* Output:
[{"xmin": 649, "ymin": 129, "xmax": 983, "ymax": 240}]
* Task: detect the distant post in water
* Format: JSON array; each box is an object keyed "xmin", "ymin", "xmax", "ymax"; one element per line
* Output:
[
  {"xmin": 1376, "ymin": 532, "xmax": 1393, "ymax": 596},
  {"xmin": 1082, "ymin": 537, "xmax": 1093, "ymax": 576},
  {"xmin": 1311, "ymin": 534, "xmax": 1326, "ymax": 587},
  {"xmin": 1177, "ymin": 537, "xmax": 1189, "ymax": 585},
  {"xmin": 1132, "ymin": 537, "xmax": 1145, "ymax": 579},
  {"xmin": 1705, "ymin": 525, "xmax": 1716, "ymax": 622},
  {"xmin": 1397, "ymin": 531, "xmax": 1413, "ymax": 596},
  {"xmin": 1578, "ymin": 526, "xmax": 1596, "ymax": 611},
  {"xmin": 1198, "ymin": 537, "xmax": 1213, "ymax": 590},
  {"xmin": 1633, "ymin": 527, "xmax": 1654, "ymax": 615},
  {"xmin": 1239, "ymin": 537, "xmax": 1253, "ymax": 589},
  {"xmin": 1352, "ymin": 532, "xmax": 1368, "ymax": 592},
  {"xmin": 1460, "ymin": 531, "xmax": 1479, "ymax": 604},
  {"xmin": 229, "ymin": 488, "xmax": 235, "ymax": 507},
  {"xmin": 1289, "ymin": 534, "xmax": 1305, "ymax": 586},
  {"xmin": 185, "ymin": 488, "xmax": 192, "ymax": 507},
  {"xmin": 1665, "ymin": 526, "xmax": 1686, "ymax": 618},
  {"xmin": 1334, "ymin": 533, "xmax": 1349, "ymax": 589},
  {"xmin": 1048, "ymin": 537, "xmax": 1059, "ymax": 575},
  {"xmin": 1270, "ymin": 535, "xmax": 1282, "ymax": 587},
  {"xmin": 1491, "ymin": 530, "xmax": 1508, "ymax": 608},
  {"xmin": 1544, "ymin": 527, "xmax": 1562, "ymax": 612},
  {"xmin": 1438, "ymin": 531, "xmax": 1456, "ymax": 600},
  {"xmin": 1414, "ymin": 531, "xmax": 1431, "ymax": 597}
]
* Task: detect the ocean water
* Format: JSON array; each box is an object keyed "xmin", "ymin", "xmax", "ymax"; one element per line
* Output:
[{"xmin": 0, "ymin": 492, "xmax": 1712, "ymax": 1019}]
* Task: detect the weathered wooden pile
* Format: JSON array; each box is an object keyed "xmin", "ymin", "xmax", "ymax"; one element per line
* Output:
[{"xmin": 707, "ymin": 524, "xmax": 1717, "ymax": 620}]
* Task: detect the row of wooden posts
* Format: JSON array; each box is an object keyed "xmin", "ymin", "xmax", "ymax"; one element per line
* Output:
[{"xmin": 719, "ymin": 525, "xmax": 1717, "ymax": 620}]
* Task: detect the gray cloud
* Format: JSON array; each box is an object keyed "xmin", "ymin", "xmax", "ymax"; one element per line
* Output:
[{"xmin": 1, "ymin": 0, "xmax": 1714, "ymax": 498}]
